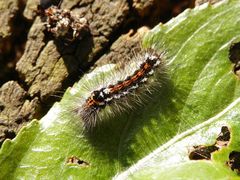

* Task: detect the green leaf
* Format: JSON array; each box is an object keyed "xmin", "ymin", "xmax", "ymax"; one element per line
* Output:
[
  {"xmin": 115, "ymin": 98, "xmax": 240, "ymax": 179},
  {"xmin": 1, "ymin": 0, "xmax": 240, "ymax": 179}
]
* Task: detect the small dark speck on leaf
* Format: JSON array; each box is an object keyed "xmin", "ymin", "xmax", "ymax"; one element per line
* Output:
[
  {"xmin": 66, "ymin": 156, "xmax": 90, "ymax": 167},
  {"xmin": 216, "ymin": 126, "xmax": 230, "ymax": 147},
  {"xmin": 229, "ymin": 42, "xmax": 240, "ymax": 63},
  {"xmin": 229, "ymin": 42, "xmax": 240, "ymax": 75},
  {"xmin": 189, "ymin": 126, "xmax": 231, "ymax": 160},
  {"xmin": 226, "ymin": 151, "xmax": 240, "ymax": 174},
  {"xmin": 189, "ymin": 145, "xmax": 219, "ymax": 160}
]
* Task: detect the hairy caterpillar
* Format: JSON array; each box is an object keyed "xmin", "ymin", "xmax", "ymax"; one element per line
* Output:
[{"xmin": 73, "ymin": 49, "xmax": 166, "ymax": 130}]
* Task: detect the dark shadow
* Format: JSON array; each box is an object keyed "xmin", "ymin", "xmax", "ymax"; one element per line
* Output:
[{"xmin": 40, "ymin": 29, "xmax": 94, "ymax": 116}]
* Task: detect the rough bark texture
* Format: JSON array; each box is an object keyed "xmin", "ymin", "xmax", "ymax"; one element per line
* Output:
[
  {"xmin": 0, "ymin": 0, "xmax": 195, "ymax": 145},
  {"xmin": 17, "ymin": 0, "xmax": 131, "ymax": 101},
  {"xmin": 0, "ymin": 81, "xmax": 40, "ymax": 144},
  {"xmin": 0, "ymin": 0, "xmax": 19, "ymax": 38},
  {"xmin": 96, "ymin": 27, "xmax": 149, "ymax": 66}
]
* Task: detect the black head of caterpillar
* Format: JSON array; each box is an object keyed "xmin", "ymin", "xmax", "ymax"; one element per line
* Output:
[{"xmin": 78, "ymin": 49, "xmax": 165, "ymax": 130}]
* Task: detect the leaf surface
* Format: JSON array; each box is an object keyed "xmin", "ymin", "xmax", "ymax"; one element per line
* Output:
[{"xmin": 1, "ymin": 0, "xmax": 240, "ymax": 179}]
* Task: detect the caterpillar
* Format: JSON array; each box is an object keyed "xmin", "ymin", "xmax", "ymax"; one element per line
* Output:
[{"xmin": 74, "ymin": 48, "xmax": 166, "ymax": 130}]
